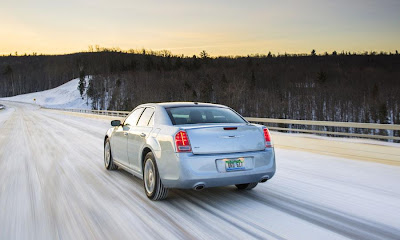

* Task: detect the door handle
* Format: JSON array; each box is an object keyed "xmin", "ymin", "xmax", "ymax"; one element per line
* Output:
[
  {"xmin": 140, "ymin": 133, "xmax": 146, "ymax": 138},
  {"xmin": 124, "ymin": 132, "xmax": 128, "ymax": 136}
]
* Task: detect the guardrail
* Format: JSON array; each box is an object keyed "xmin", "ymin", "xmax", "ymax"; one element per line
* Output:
[
  {"xmin": 49, "ymin": 108, "xmax": 130, "ymax": 117},
  {"xmin": 246, "ymin": 117, "xmax": 400, "ymax": 141},
  {"xmin": 44, "ymin": 107, "xmax": 400, "ymax": 141}
]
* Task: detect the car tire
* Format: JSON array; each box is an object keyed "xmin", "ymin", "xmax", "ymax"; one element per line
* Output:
[
  {"xmin": 104, "ymin": 138, "xmax": 118, "ymax": 170},
  {"xmin": 143, "ymin": 152, "xmax": 168, "ymax": 200},
  {"xmin": 235, "ymin": 182, "xmax": 258, "ymax": 190}
]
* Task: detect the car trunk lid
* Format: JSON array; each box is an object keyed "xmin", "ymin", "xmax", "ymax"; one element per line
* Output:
[{"xmin": 184, "ymin": 124, "xmax": 265, "ymax": 154}]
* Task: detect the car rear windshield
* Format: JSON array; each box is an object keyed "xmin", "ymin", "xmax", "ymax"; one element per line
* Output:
[{"xmin": 166, "ymin": 107, "xmax": 246, "ymax": 125}]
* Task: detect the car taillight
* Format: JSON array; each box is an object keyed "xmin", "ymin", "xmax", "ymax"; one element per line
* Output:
[
  {"xmin": 175, "ymin": 130, "xmax": 192, "ymax": 152},
  {"xmin": 263, "ymin": 128, "xmax": 273, "ymax": 148}
]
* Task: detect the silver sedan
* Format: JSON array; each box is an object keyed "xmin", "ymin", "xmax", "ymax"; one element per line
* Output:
[{"xmin": 104, "ymin": 102, "xmax": 276, "ymax": 200}]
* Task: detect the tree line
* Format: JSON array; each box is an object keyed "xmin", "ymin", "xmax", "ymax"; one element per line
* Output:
[{"xmin": 1, "ymin": 49, "xmax": 400, "ymax": 139}]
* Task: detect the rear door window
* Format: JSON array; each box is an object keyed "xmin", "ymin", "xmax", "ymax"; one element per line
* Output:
[
  {"xmin": 137, "ymin": 108, "xmax": 155, "ymax": 126},
  {"xmin": 147, "ymin": 113, "xmax": 155, "ymax": 126},
  {"xmin": 124, "ymin": 108, "xmax": 144, "ymax": 126}
]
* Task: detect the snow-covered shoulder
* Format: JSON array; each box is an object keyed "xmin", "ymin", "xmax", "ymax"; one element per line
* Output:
[
  {"xmin": 271, "ymin": 130, "xmax": 400, "ymax": 147},
  {"xmin": 0, "ymin": 78, "xmax": 92, "ymax": 110}
]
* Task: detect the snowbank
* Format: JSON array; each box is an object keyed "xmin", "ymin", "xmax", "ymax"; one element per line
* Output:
[{"xmin": 0, "ymin": 78, "xmax": 92, "ymax": 109}]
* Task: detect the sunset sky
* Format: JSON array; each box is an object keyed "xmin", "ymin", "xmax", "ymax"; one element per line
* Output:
[{"xmin": 1, "ymin": 0, "xmax": 399, "ymax": 56}]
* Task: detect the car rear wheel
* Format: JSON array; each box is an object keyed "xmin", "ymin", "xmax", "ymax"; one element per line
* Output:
[
  {"xmin": 235, "ymin": 182, "xmax": 258, "ymax": 190},
  {"xmin": 143, "ymin": 152, "xmax": 168, "ymax": 200},
  {"xmin": 104, "ymin": 138, "xmax": 118, "ymax": 170}
]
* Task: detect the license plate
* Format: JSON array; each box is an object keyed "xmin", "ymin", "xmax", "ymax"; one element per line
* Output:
[{"xmin": 225, "ymin": 158, "xmax": 245, "ymax": 171}]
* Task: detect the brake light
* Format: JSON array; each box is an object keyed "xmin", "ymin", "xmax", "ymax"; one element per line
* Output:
[
  {"xmin": 175, "ymin": 130, "xmax": 192, "ymax": 152},
  {"xmin": 263, "ymin": 128, "xmax": 273, "ymax": 148}
]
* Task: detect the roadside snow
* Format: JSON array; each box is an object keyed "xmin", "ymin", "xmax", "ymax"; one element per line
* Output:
[
  {"xmin": 1, "ymin": 102, "xmax": 400, "ymax": 240},
  {"xmin": 0, "ymin": 106, "xmax": 14, "ymax": 127},
  {"xmin": 271, "ymin": 131, "xmax": 400, "ymax": 148},
  {"xmin": 0, "ymin": 78, "xmax": 91, "ymax": 109}
]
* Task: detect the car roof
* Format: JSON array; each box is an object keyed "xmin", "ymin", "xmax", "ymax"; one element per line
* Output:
[{"xmin": 139, "ymin": 102, "xmax": 228, "ymax": 109}]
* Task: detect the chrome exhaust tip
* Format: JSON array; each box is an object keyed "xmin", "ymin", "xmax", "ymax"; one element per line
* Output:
[
  {"xmin": 193, "ymin": 184, "xmax": 205, "ymax": 191},
  {"xmin": 259, "ymin": 177, "xmax": 269, "ymax": 183}
]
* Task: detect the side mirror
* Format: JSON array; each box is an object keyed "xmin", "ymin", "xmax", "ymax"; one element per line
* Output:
[{"xmin": 111, "ymin": 120, "xmax": 121, "ymax": 127}]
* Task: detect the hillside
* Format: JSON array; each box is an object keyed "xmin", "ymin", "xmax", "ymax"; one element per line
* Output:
[{"xmin": 0, "ymin": 78, "xmax": 91, "ymax": 109}]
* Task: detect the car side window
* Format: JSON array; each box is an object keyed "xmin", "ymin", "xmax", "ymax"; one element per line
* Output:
[
  {"xmin": 147, "ymin": 113, "xmax": 154, "ymax": 126},
  {"xmin": 137, "ymin": 108, "xmax": 155, "ymax": 127},
  {"xmin": 124, "ymin": 108, "xmax": 144, "ymax": 126}
]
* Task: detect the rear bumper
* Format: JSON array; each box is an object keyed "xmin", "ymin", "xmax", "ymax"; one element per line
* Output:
[{"xmin": 160, "ymin": 148, "xmax": 276, "ymax": 189}]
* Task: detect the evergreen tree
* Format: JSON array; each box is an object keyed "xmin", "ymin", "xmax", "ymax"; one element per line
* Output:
[
  {"xmin": 220, "ymin": 73, "xmax": 229, "ymax": 102},
  {"xmin": 200, "ymin": 74, "xmax": 213, "ymax": 102},
  {"xmin": 87, "ymin": 78, "xmax": 95, "ymax": 108},
  {"xmin": 317, "ymin": 71, "xmax": 327, "ymax": 84},
  {"xmin": 378, "ymin": 103, "xmax": 389, "ymax": 124},
  {"xmin": 250, "ymin": 70, "xmax": 256, "ymax": 90},
  {"xmin": 221, "ymin": 73, "xmax": 228, "ymax": 88},
  {"xmin": 3, "ymin": 65, "xmax": 12, "ymax": 75},
  {"xmin": 174, "ymin": 57, "xmax": 182, "ymax": 70},
  {"xmin": 372, "ymin": 83, "xmax": 379, "ymax": 101},
  {"xmin": 311, "ymin": 49, "xmax": 316, "ymax": 56},
  {"xmin": 78, "ymin": 69, "xmax": 86, "ymax": 99}
]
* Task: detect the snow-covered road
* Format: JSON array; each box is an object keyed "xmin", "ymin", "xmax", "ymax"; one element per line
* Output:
[{"xmin": 0, "ymin": 102, "xmax": 399, "ymax": 240}]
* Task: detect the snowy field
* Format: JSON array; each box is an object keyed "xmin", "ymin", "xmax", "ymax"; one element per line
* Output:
[
  {"xmin": 0, "ymin": 101, "xmax": 399, "ymax": 240},
  {"xmin": 0, "ymin": 78, "xmax": 91, "ymax": 109}
]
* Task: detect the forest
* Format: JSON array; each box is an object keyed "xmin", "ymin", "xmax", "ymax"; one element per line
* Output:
[{"xmin": 1, "ymin": 49, "xmax": 400, "ymax": 133}]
